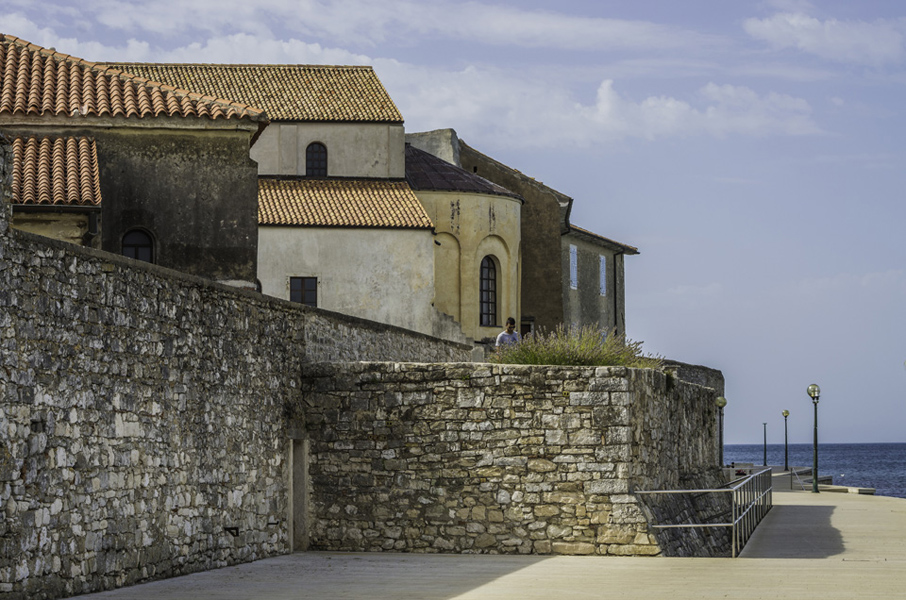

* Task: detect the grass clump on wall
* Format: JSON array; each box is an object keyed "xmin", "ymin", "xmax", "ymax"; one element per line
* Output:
[{"xmin": 491, "ymin": 325, "xmax": 662, "ymax": 369}]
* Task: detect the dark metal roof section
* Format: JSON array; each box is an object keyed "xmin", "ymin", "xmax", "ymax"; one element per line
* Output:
[{"xmin": 405, "ymin": 144, "xmax": 522, "ymax": 201}]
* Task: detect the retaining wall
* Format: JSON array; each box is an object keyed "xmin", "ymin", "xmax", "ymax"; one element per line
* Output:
[
  {"xmin": 0, "ymin": 151, "xmax": 469, "ymax": 598},
  {"xmin": 300, "ymin": 362, "xmax": 724, "ymax": 556}
]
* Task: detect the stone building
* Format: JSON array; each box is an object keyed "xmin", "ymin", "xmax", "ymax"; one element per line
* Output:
[
  {"xmin": 107, "ymin": 63, "xmax": 467, "ymax": 341},
  {"xmin": 405, "ymin": 144, "xmax": 523, "ymax": 341},
  {"xmin": 562, "ymin": 225, "xmax": 637, "ymax": 335},
  {"xmin": 407, "ymin": 128, "xmax": 638, "ymax": 337},
  {"xmin": 0, "ymin": 34, "xmax": 265, "ymax": 286}
]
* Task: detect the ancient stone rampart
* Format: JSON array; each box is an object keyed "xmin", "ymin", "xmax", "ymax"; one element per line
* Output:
[
  {"xmin": 300, "ymin": 362, "xmax": 724, "ymax": 556},
  {"xmin": 0, "ymin": 216, "xmax": 468, "ymax": 599}
]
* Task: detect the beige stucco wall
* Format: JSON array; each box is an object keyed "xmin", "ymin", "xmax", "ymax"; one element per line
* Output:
[
  {"xmin": 416, "ymin": 190, "xmax": 521, "ymax": 341},
  {"xmin": 257, "ymin": 226, "xmax": 436, "ymax": 335},
  {"xmin": 253, "ymin": 122, "xmax": 405, "ymax": 178}
]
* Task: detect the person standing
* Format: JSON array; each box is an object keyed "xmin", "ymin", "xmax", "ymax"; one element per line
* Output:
[{"xmin": 496, "ymin": 317, "xmax": 521, "ymax": 347}]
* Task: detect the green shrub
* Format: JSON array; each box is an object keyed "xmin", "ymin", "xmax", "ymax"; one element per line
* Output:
[{"xmin": 491, "ymin": 325, "xmax": 662, "ymax": 369}]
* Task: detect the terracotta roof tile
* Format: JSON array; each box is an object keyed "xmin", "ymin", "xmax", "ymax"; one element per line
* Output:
[
  {"xmin": 0, "ymin": 34, "xmax": 265, "ymax": 122},
  {"xmin": 258, "ymin": 178, "xmax": 432, "ymax": 229},
  {"xmin": 9, "ymin": 135, "xmax": 101, "ymax": 206},
  {"xmin": 405, "ymin": 144, "xmax": 522, "ymax": 200},
  {"xmin": 104, "ymin": 63, "xmax": 403, "ymax": 123}
]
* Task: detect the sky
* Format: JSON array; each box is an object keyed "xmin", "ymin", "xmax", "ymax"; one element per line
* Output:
[{"xmin": 2, "ymin": 0, "xmax": 904, "ymax": 445}]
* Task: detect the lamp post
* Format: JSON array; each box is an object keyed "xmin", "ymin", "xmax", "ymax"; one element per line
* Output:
[
  {"xmin": 763, "ymin": 422, "xmax": 767, "ymax": 466},
  {"xmin": 782, "ymin": 410, "xmax": 790, "ymax": 472},
  {"xmin": 715, "ymin": 396, "xmax": 727, "ymax": 467},
  {"xmin": 807, "ymin": 384, "xmax": 821, "ymax": 493}
]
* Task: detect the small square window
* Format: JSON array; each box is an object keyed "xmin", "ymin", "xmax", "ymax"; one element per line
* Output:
[{"xmin": 290, "ymin": 277, "xmax": 318, "ymax": 307}]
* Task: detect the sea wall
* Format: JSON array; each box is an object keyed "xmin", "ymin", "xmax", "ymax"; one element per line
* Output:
[
  {"xmin": 300, "ymin": 362, "xmax": 724, "ymax": 556},
  {"xmin": 0, "ymin": 145, "xmax": 468, "ymax": 599}
]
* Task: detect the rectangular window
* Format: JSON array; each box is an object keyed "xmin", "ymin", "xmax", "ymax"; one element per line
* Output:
[
  {"xmin": 290, "ymin": 277, "xmax": 318, "ymax": 307},
  {"xmin": 599, "ymin": 255, "xmax": 607, "ymax": 296},
  {"xmin": 569, "ymin": 245, "xmax": 578, "ymax": 290}
]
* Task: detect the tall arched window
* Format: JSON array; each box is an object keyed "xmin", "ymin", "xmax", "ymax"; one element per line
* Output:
[
  {"xmin": 480, "ymin": 255, "xmax": 498, "ymax": 327},
  {"xmin": 306, "ymin": 142, "xmax": 327, "ymax": 177},
  {"xmin": 122, "ymin": 229, "xmax": 154, "ymax": 263}
]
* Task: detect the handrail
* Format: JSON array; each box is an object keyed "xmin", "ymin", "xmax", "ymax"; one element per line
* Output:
[{"xmin": 636, "ymin": 468, "xmax": 773, "ymax": 557}]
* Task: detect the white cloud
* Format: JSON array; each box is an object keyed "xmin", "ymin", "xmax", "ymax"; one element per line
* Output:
[
  {"xmin": 383, "ymin": 61, "xmax": 821, "ymax": 147},
  {"xmin": 21, "ymin": 0, "xmax": 722, "ymax": 52},
  {"xmin": 155, "ymin": 34, "xmax": 372, "ymax": 65},
  {"xmin": 744, "ymin": 12, "xmax": 906, "ymax": 65},
  {"xmin": 7, "ymin": 11, "xmax": 821, "ymax": 149}
]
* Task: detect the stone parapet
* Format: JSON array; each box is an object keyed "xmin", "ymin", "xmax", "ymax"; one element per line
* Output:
[{"xmin": 300, "ymin": 362, "xmax": 723, "ymax": 557}]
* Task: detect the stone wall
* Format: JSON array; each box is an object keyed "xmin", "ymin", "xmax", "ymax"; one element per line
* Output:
[
  {"xmin": 300, "ymin": 362, "xmax": 723, "ymax": 556},
  {"xmin": 0, "ymin": 218, "xmax": 469, "ymax": 598},
  {"xmin": 1, "ymin": 132, "xmax": 10, "ymax": 228}
]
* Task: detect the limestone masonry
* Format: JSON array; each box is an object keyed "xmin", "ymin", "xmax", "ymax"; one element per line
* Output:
[
  {"xmin": 1, "ymin": 136, "xmax": 726, "ymax": 600},
  {"xmin": 301, "ymin": 362, "xmax": 723, "ymax": 556}
]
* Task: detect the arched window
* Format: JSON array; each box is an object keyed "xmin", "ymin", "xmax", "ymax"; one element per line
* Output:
[
  {"xmin": 306, "ymin": 142, "xmax": 327, "ymax": 177},
  {"xmin": 480, "ymin": 256, "xmax": 497, "ymax": 327},
  {"xmin": 122, "ymin": 229, "xmax": 154, "ymax": 263}
]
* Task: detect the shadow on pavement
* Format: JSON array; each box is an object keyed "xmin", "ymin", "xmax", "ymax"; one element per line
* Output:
[
  {"xmin": 72, "ymin": 552, "xmax": 555, "ymax": 600},
  {"xmin": 740, "ymin": 504, "xmax": 842, "ymax": 559}
]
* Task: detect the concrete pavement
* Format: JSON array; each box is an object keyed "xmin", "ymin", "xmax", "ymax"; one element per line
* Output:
[{"xmin": 73, "ymin": 472, "xmax": 906, "ymax": 600}]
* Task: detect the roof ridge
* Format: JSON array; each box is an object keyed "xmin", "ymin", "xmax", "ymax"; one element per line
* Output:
[
  {"xmin": 103, "ymin": 62, "xmax": 403, "ymax": 123},
  {"xmin": 111, "ymin": 62, "xmax": 375, "ymax": 70},
  {"xmin": 1, "ymin": 34, "xmax": 266, "ymax": 121}
]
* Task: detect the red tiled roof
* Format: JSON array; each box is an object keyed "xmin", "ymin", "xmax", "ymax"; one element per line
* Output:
[
  {"xmin": 105, "ymin": 63, "xmax": 403, "ymax": 123},
  {"xmin": 258, "ymin": 178, "xmax": 432, "ymax": 229},
  {"xmin": 10, "ymin": 135, "xmax": 101, "ymax": 206},
  {"xmin": 0, "ymin": 34, "xmax": 265, "ymax": 122}
]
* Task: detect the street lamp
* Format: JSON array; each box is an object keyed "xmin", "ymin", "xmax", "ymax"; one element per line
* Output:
[
  {"xmin": 715, "ymin": 396, "xmax": 727, "ymax": 467},
  {"xmin": 763, "ymin": 422, "xmax": 768, "ymax": 467},
  {"xmin": 807, "ymin": 384, "xmax": 821, "ymax": 493},
  {"xmin": 782, "ymin": 410, "xmax": 790, "ymax": 472}
]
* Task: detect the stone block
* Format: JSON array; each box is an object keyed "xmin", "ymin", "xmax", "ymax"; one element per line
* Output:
[
  {"xmin": 542, "ymin": 491, "xmax": 584, "ymax": 505},
  {"xmin": 534, "ymin": 505, "xmax": 559, "ymax": 518},
  {"xmin": 527, "ymin": 459, "xmax": 556, "ymax": 473},
  {"xmin": 533, "ymin": 540, "xmax": 552, "ymax": 554},
  {"xmin": 585, "ymin": 479, "xmax": 629, "ymax": 495},
  {"xmin": 551, "ymin": 541, "xmax": 595, "ymax": 555},
  {"xmin": 606, "ymin": 544, "xmax": 661, "ymax": 556}
]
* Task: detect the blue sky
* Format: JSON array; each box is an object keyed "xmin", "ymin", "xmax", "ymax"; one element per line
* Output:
[{"xmin": 3, "ymin": 0, "xmax": 904, "ymax": 444}]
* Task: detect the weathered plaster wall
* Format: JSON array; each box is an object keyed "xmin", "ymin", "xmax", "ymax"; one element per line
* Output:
[
  {"xmin": 300, "ymin": 362, "xmax": 723, "ymax": 556},
  {"xmin": 257, "ymin": 226, "xmax": 438, "ymax": 338},
  {"xmin": 415, "ymin": 189, "xmax": 521, "ymax": 340},
  {"xmin": 253, "ymin": 123, "xmax": 405, "ymax": 178},
  {"xmin": 561, "ymin": 234, "xmax": 625, "ymax": 334},
  {"xmin": 10, "ymin": 213, "xmax": 98, "ymax": 249},
  {"xmin": 0, "ymin": 214, "xmax": 469, "ymax": 599},
  {"xmin": 1, "ymin": 122, "xmax": 260, "ymax": 284}
]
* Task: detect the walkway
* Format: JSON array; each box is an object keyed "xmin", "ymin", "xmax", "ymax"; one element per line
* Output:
[{"xmin": 74, "ymin": 474, "xmax": 906, "ymax": 600}]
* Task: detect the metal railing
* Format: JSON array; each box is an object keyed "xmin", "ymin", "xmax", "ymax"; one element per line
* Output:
[{"xmin": 636, "ymin": 468, "xmax": 773, "ymax": 558}]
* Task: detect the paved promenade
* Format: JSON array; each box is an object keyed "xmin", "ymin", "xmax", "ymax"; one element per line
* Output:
[{"xmin": 75, "ymin": 473, "xmax": 906, "ymax": 600}]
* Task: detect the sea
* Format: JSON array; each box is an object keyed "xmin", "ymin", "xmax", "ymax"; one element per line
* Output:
[{"xmin": 724, "ymin": 443, "xmax": 906, "ymax": 499}]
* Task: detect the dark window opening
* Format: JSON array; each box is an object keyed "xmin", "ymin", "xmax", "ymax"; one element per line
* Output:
[
  {"xmin": 306, "ymin": 142, "xmax": 327, "ymax": 177},
  {"xmin": 122, "ymin": 229, "xmax": 153, "ymax": 263},
  {"xmin": 480, "ymin": 256, "xmax": 497, "ymax": 327},
  {"xmin": 290, "ymin": 277, "xmax": 318, "ymax": 307}
]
